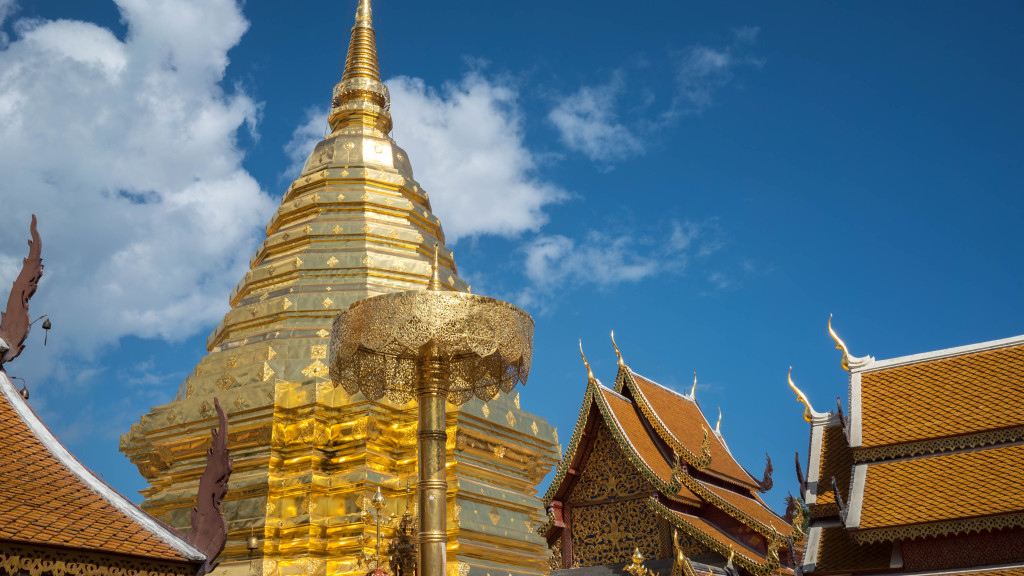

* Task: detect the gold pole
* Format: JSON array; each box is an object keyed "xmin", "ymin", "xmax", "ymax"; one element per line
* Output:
[{"xmin": 416, "ymin": 339, "xmax": 447, "ymax": 576}]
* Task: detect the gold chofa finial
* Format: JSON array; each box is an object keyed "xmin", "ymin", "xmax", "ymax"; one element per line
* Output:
[
  {"xmin": 610, "ymin": 330, "xmax": 625, "ymax": 367},
  {"xmin": 426, "ymin": 242, "xmax": 442, "ymax": 291},
  {"xmin": 579, "ymin": 340, "xmax": 595, "ymax": 384},
  {"xmin": 690, "ymin": 371, "xmax": 697, "ymax": 398},
  {"xmin": 828, "ymin": 314, "xmax": 852, "ymax": 371},
  {"xmin": 788, "ymin": 367, "xmax": 820, "ymax": 423},
  {"xmin": 715, "ymin": 407, "xmax": 722, "ymax": 434},
  {"xmin": 355, "ymin": 0, "xmax": 372, "ymax": 26}
]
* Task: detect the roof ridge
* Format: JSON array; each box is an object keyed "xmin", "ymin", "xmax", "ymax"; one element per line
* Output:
[
  {"xmin": 0, "ymin": 371, "xmax": 205, "ymax": 562},
  {"xmin": 856, "ymin": 334, "xmax": 1024, "ymax": 373}
]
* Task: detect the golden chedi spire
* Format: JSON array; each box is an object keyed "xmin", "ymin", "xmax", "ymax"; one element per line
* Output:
[
  {"xmin": 329, "ymin": 0, "xmax": 392, "ymax": 136},
  {"xmin": 122, "ymin": 3, "xmax": 560, "ymax": 576}
]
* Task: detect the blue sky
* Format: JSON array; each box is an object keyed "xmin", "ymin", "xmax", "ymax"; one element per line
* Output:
[{"xmin": 0, "ymin": 0, "xmax": 1021, "ymax": 512}]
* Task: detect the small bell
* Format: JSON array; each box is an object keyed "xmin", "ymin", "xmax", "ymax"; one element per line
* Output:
[
  {"xmin": 42, "ymin": 317, "xmax": 51, "ymax": 345},
  {"xmin": 19, "ymin": 385, "xmax": 29, "ymax": 400},
  {"xmin": 246, "ymin": 529, "xmax": 259, "ymax": 552}
]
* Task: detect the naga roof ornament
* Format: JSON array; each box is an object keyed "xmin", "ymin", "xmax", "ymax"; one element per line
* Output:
[
  {"xmin": 610, "ymin": 330, "xmax": 625, "ymax": 368},
  {"xmin": 827, "ymin": 314, "xmax": 874, "ymax": 371},
  {"xmin": 690, "ymin": 371, "xmax": 697, "ymax": 399},
  {"xmin": 788, "ymin": 367, "xmax": 826, "ymax": 423},
  {"xmin": 715, "ymin": 407, "xmax": 722, "ymax": 435},
  {"xmin": 579, "ymin": 339, "xmax": 596, "ymax": 384}
]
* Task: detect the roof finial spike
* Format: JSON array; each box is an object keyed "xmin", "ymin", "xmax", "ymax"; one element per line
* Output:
[
  {"xmin": 355, "ymin": 0, "xmax": 372, "ymax": 26},
  {"xmin": 579, "ymin": 339, "xmax": 595, "ymax": 384},
  {"xmin": 827, "ymin": 314, "xmax": 874, "ymax": 371},
  {"xmin": 715, "ymin": 407, "xmax": 722, "ymax": 434},
  {"xmin": 788, "ymin": 367, "xmax": 823, "ymax": 423},
  {"xmin": 610, "ymin": 330, "xmax": 625, "ymax": 368},
  {"xmin": 426, "ymin": 242, "xmax": 443, "ymax": 291},
  {"xmin": 827, "ymin": 314, "xmax": 851, "ymax": 371},
  {"xmin": 690, "ymin": 371, "xmax": 697, "ymax": 399}
]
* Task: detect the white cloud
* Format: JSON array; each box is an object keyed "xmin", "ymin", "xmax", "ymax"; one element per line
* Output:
[
  {"xmin": 551, "ymin": 31, "xmax": 763, "ymax": 164},
  {"xmin": 672, "ymin": 31, "xmax": 763, "ymax": 116},
  {"xmin": 389, "ymin": 73, "xmax": 568, "ymax": 242},
  {"xmin": 548, "ymin": 74, "xmax": 643, "ymax": 163},
  {"xmin": 516, "ymin": 220, "xmax": 720, "ymax": 308},
  {"xmin": 283, "ymin": 72, "xmax": 566, "ymax": 243},
  {"xmin": 284, "ymin": 107, "xmax": 327, "ymax": 180},
  {"xmin": 0, "ymin": 0, "xmax": 275, "ymax": 356}
]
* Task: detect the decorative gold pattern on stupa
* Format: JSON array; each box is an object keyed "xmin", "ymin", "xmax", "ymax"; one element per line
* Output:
[{"xmin": 120, "ymin": 3, "xmax": 559, "ymax": 576}]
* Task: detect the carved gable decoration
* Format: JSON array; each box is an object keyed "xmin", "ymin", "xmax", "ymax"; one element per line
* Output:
[{"xmin": 569, "ymin": 424, "xmax": 652, "ymax": 504}]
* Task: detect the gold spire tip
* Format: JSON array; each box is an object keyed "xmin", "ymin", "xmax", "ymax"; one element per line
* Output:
[
  {"xmin": 788, "ymin": 366, "xmax": 818, "ymax": 423},
  {"xmin": 355, "ymin": 0, "xmax": 372, "ymax": 26},
  {"xmin": 610, "ymin": 330, "xmax": 625, "ymax": 368},
  {"xmin": 579, "ymin": 339, "xmax": 595, "ymax": 384}
]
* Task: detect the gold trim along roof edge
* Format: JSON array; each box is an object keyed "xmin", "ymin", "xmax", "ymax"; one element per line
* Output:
[{"xmin": 648, "ymin": 498, "xmax": 788, "ymax": 576}]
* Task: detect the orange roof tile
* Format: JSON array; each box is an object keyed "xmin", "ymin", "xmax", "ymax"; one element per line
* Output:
[
  {"xmin": 0, "ymin": 375, "xmax": 197, "ymax": 562},
  {"xmin": 860, "ymin": 344, "xmax": 1024, "ymax": 448},
  {"xmin": 812, "ymin": 526, "xmax": 891, "ymax": 573},
  {"xmin": 813, "ymin": 425, "xmax": 853, "ymax": 510},
  {"xmin": 701, "ymin": 482, "xmax": 788, "ymax": 532},
  {"xmin": 599, "ymin": 387, "xmax": 700, "ymax": 503},
  {"xmin": 858, "ymin": 443, "xmax": 1024, "ymax": 530},
  {"xmin": 630, "ymin": 372, "xmax": 760, "ymax": 490},
  {"xmin": 655, "ymin": 505, "xmax": 776, "ymax": 569}
]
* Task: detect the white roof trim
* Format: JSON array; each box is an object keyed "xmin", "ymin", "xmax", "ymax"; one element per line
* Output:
[
  {"xmin": 845, "ymin": 463, "xmax": 867, "ymax": 529},
  {"xmin": 803, "ymin": 414, "xmax": 841, "ymax": 505},
  {"xmin": 0, "ymin": 371, "xmax": 206, "ymax": 561},
  {"xmin": 853, "ymin": 334, "xmax": 1024, "ymax": 374}
]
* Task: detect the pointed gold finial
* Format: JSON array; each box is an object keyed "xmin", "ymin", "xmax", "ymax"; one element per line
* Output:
[
  {"xmin": 610, "ymin": 330, "xmax": 625, "ymax": 368},
  {"xmin": 715, "ymin": 407, "xmax": 722, "ymax": 434},
  {"xmin": 828, "ymin": 314, "xmax": 851, "ymax": 371},
  {"xmin": 788, "ymin": 367, "xmax": 821, "ymax": 423},
  {"xmin": 329, "ymin": 0, "xmax": 392, "ymax": 134},
  {"xmin": 690, "ymin": 371, "xmax": 697, "ymax": 398},
  {"xmin": 426, "ymin": 242, "xmax": 442, "ymax": 291},
  {"xmin": 355, "ymin": 0, "xmax": 372, "ymax": 26},
  {"xmin": 579, "ymin": 339, "xmax": 595, "ymax": 384}
]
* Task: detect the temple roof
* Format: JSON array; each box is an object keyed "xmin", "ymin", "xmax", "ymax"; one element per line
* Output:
[
  {"xmin": 801, "ymin": 332, "xmax": 1024, "ymax": 574},
  {"xmin": 545, "ymin": 356, "xmax": 791, "ymax": 575},
  {"xmin": 857, "ymin": 341, "xmax": 1024, "ymax": 449},
  {"xmin": 851, "ymin": 442, "xmax": 1024, "ymax": 538},
  {"xmin": 0, "ymin": 370, "xmax": 204, "ymax": 564},
  {"xmin": 621, "ymin": 370, "xmax": 762, "ymax": 491}
]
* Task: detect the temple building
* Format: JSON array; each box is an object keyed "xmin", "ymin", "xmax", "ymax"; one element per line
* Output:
[
  {"xmin": 120, "ymin": 3, "xmax": 559, "ymax": 576},
  {"xmin": 794, "ymin": 324, "xmax": 1024, "ymax": 574},
  {"xmin": 543, "ymin": 339, "xmax": 796, "ymax": 576},
  {"xmin": 0, "ymin": 368, "xmax": 228, "ymax": 576}
]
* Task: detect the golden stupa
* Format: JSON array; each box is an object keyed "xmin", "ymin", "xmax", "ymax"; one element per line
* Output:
[{"xmin": 120, "ymin": 3, "xmax": 560, "ymax": 576}]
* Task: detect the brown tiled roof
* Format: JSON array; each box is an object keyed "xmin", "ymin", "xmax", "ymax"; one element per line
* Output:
[
  {"xmin": 0, "ymin": 378, "xmax": 196, "ymax": 562},
  {"xmin": 860, "ymin": 344, "xmax": 1024, "ymax": 448},
  {"xmin": 657, "ymin": 506, "xmax": 773, "ymax": 568},
  {"xmin": 857, "ymin": 443, "xmax": 1024, "ymax": 530},
  {"xmin": 813, "ymin": 424, "xmax": 853, "ymax": 511},
  {"xmin": 599, "ymin": 387, "xmax": 700, "ymax": 503},
  {"xmin": 701, "ymin": 482, "xmax": 787, "ymax": 531},
  {"xmin": 812, "ymin": 526, "xmax": 891, "ymax": 573},
  {"xmin": 630, "ymin": 373, "xmax": 759, "ymax": 490}
]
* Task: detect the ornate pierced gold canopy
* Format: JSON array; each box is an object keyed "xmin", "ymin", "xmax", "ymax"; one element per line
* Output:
[{"xmin": 329, "ymin": 290, "xmax": 534, "ymax": 406}]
